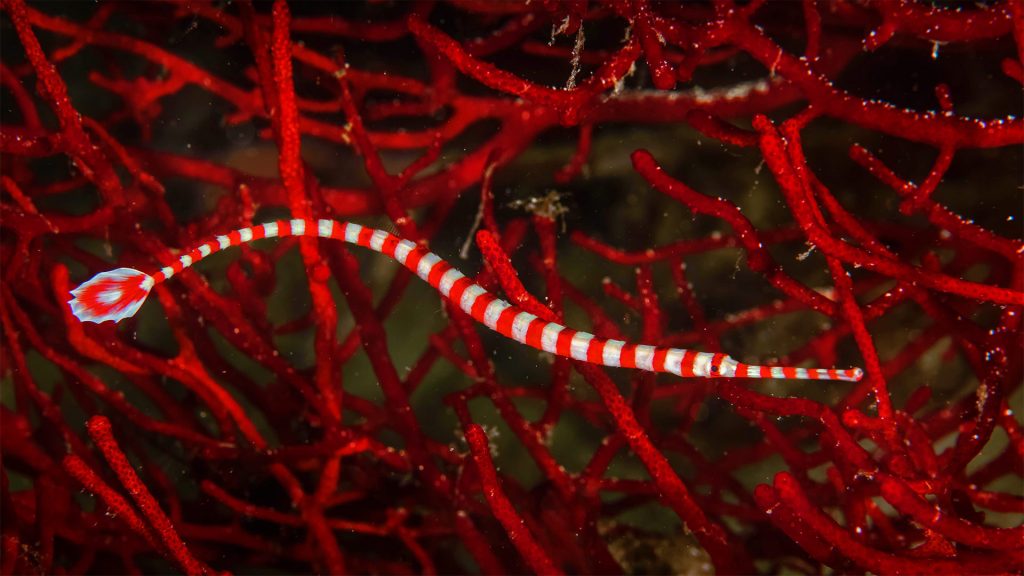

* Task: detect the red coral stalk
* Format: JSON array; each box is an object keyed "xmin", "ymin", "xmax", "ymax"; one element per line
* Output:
[
  {"xmin": 462, "ymin": 423, "xmax": 562, "ymax": 575},
  {"xmin": 85, "ymin": 416, "xmax": 204, "ymax": 575}
]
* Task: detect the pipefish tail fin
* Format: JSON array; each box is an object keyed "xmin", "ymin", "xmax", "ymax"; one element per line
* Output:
[{"xmin": 69, "ymin": 268, "xmax": 154, "ymax": 324}]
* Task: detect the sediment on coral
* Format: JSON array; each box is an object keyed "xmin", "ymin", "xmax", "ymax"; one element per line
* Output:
[{"xmin": 1, "ymin": 0, "xmax": 1021, "ymax": 574}]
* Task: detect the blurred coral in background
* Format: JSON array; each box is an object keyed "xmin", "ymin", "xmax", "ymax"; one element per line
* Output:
[{"xmin": 1, "ymin": 0, "xmax": 1021, "ymax": 574}]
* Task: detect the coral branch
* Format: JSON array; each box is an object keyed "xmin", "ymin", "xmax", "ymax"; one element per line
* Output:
[
  {"xmin": 85, "ymin": 416, "xmax": 203, "ymax": 575},
  {"xmin": 462, "ymin": 423, "xmax": 562, "ymax": 575}
]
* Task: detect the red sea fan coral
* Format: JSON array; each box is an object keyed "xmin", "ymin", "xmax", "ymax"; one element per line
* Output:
[{"xmin": 1, "ymin": 1, "xmax": 1022, "ymax": 574}]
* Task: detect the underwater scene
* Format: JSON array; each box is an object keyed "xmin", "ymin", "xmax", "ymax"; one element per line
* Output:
[{"xmin": 1, "ymin": 1, "xmax": 1022, "ymax": 574}]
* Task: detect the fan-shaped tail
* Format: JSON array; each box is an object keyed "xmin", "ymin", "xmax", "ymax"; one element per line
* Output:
[{"xmin": 68, "ymin": 268, "xmax": 154, "ymax": 324}]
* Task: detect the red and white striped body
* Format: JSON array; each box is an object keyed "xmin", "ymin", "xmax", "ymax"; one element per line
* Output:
[{"xmin": 69, "ymin": 218, "xmax": 864, "ymax": 382}]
